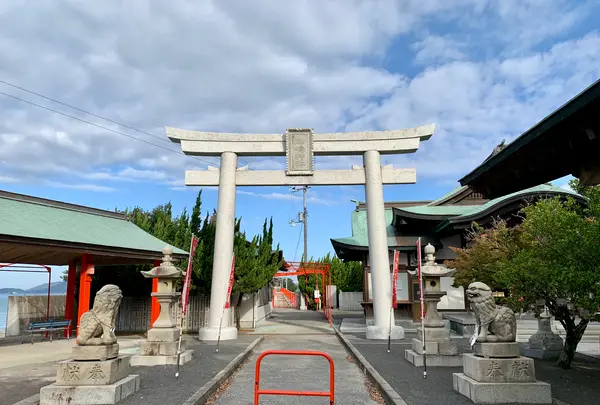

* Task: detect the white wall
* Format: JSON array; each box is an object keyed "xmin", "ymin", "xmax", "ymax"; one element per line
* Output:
[
  {"xmin": 339, "ymin": 292, "xmax": 363, "ymax": 311},
  {"xmin": 238, "ymin": 289, "xmax": 273, "ymax": 329},
  {"xmin": 439, "ymin": 277, "xmax": 465, "ymax": 310}
]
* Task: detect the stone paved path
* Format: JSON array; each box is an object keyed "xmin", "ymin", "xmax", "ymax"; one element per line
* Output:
[{"xmin": 213, "ymin": 309, "xmax": 379, "ymax": 404}]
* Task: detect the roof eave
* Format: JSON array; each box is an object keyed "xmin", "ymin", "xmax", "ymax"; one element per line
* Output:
[{"xmin": 459, "ymin": 79, "xmax": 600, "ymax": 187}]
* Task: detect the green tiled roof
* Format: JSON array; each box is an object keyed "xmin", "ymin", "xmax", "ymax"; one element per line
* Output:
[
  {"xmin": 442, "ymin": 184, "xmax": 582, "ymax": 223},
  {"xmin": 395, "ymin": 205, "xmax": 477, "ymax": 216},
  {"xmin": 331, "ymin": 184, "xmax": 584, "ymax": 249},
  {"xmin": 426, "ymin": 186, "xmax": 468, "ymax": 206},
  {"xmin": 0, "ymin": 193, "xmax": 188, "ymax": 256}
]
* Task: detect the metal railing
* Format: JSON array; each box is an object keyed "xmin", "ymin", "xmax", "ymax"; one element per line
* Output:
[{"xmin": 254, "ymin": 350, "xmax": 335, "ymax": 404}]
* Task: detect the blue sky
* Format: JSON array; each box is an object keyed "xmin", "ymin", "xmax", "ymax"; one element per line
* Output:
[{"xmin": 1, "ymin": 0, "xmax": 599, "ymax": 289}]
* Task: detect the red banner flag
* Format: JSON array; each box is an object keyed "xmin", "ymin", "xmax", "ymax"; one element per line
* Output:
[
  {"xmin": 392, "ymin": 250, "xmax": 399, "ymax": 309},
  {"xmin": 224, "ymin": 255, "xmax": 235, "ymax": 309},
  {"xmin": 181, "ymin": 235, "xmax": 199, "ymax": 316}
]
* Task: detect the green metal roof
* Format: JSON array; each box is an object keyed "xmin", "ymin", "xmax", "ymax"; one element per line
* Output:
[
  {"xmin": 0, "ymin": 192, "xmax": 188, "ymax": 259},
  {"xmin": 425, "ymin": 186, "xmax": 468, "ymax": 206},
  {"xmin": 434, "ymin": 184, "xmax": 584, "ymax": 232},
  {"xmin": 331, "ymin": 184, "xmax": 584, "ymax": 250},
  {"xmin": 395, "ymin": 204, "xmax": 478, "ymax": 217}
]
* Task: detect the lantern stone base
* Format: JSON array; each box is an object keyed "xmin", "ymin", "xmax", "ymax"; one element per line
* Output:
[
  {"xmin": 405, "ymin": 338, "xmax": 462, "ymax": 367},
  {"xmin": 453, "ymin": 344, "xmax": 552, "ymax": 404},
  {"xmin": 40, "ymin": 375, "xmax": 140, "ymax": 405},
  {"xmin": 198, "ymin": 325, "xmax": 238, "ymax": 341}
]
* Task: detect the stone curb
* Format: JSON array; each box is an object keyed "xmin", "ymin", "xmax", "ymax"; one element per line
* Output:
[
  {"xmin": 334, "ymin": 327, "xmax": 408, "ymax": 405},
  {"xmin": 182, "ymin": 336, "xmax": 264, "ymax": 405}
]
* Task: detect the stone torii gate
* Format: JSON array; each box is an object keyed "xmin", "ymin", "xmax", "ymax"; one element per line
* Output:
[{"xmin": 167, "ymin": 125, "xmax": 435, "ymax": 341}]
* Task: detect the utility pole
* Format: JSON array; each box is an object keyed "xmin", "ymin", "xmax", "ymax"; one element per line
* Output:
[
  {"xmin": 289, "ymin": 186, "xmax": 309, "ymax": 263},
  {"xmin": 303, "ymin": 186, "xmax": 308, "ymax": 263}
]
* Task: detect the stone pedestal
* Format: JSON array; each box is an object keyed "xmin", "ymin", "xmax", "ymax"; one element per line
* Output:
[
  {"xmin": 405, "ymin": 327, "xmax": 462, "ymax": 367},
  {"xmin": 521, "ymin": 313, "xmax": 563, "ymax": 360},
  {"xmin": 131, "ymin": 325, "xmax": 194, "ymax": 366},
  {"xmin": 405, "ymin": 246, "xmax": 462, "ymax": 367},
  {"xmin": 40, "ymin": 353, "xmax": 139, "ymax": 405},
  {"xmin": 453, "ymin": 343, "xmax": 552, "ymax": 404},
  {"xmin": 132, "ymin": 248, "xmax": 194, "ymax": 366}
]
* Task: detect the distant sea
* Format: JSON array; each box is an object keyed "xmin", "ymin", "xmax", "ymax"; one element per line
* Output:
[{"xmin": 0, "ymin": 294, "xmax": 8, "ymax": 330}]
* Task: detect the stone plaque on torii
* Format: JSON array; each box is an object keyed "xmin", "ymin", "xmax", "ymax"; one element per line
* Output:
[{"xmin": 167, "ymin": 125, "xmax": 435, "ymax": 341}]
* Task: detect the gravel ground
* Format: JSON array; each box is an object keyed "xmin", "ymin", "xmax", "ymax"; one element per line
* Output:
[
  {"xmin": 0, "ymin": 362, "xmax": 56, "ymax": 405},
  {"xmin": 344, "ymin": 331, "xmax": 600, "ymax": 405},
  {"xmin": 121, "ymin": 335, "xmax": 259, "ymax": 405}
]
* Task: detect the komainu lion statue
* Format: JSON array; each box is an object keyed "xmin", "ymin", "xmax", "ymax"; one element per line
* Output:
[
  {"xmin": 467, "ymin": 282, "xmax": 516, "ymax": 343},
  {"xmin": 77, "ymin": 284, "xmax": 123, "ymax": 346}
]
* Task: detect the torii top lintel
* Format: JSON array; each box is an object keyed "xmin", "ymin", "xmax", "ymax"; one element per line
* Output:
[{"xmin": 166, "ymin": 124, "xmax": 435, "ymax": 157}]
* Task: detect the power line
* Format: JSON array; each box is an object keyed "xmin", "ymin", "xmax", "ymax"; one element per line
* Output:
[
  {"xmin": 0, "ymin": 89, "xmax": 219, "ymax": 167},
  {"xmin": 0, "ymin": 79, "xmax": 175, "ymax": 146}
]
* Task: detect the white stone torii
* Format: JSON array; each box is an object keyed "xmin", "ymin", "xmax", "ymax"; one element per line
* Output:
[{"xmin": 168, "ymin": 125, "xmax": 435, "ymax": 341}]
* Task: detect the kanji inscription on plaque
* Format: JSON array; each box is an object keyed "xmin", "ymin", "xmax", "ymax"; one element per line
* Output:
[{"xmin": 285, "ymin": 128, "xmax": 314, "ymax": 175}]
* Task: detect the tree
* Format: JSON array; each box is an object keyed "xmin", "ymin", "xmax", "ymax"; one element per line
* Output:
[
  {"xmin": 231, "ymin": 218, "xmax": 283, "ymax": 328},
  {"xmin": 448, "ymin": 220, "xmax": 524, "ymax": 295},
  {"xmin": 448, "ymin": 192, "xmax": 600, "ymax": 370}
]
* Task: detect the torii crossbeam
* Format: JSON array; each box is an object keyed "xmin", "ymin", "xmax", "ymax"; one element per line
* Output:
[{"xmin": 168, "ymin": 125, "xmax": 435, "ymax": 341}]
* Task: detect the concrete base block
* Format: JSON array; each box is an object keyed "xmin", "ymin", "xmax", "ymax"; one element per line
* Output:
[
  {"xmin": 405, "ymin": 349, "xmax": 463, "ymax": 367},
  {"xmin": 130, "ymin": 349, "xmax": 194, "ymax": 366},
  {"xmin": 72, "ymin": 344, "xmax": 119, "ymax": 361},
  {"xmin": 418, "ymin": 327, "xmax": 451, "ymax": 343},
  {"xmin": 463, "ymin": 353, "xmax": 536, "ymax": 383},
  {"xmin": 366, "ymin": 325, "xmax": 405, "ymax": 340},
  {"xmin": 473, "ymin": 342, "xmax": 520, "ymax": 358},
  {"xmin": 147, "ymin": 328, "xmax": 180, "ymax": 342},
  {"xmin": 198, "ymin": 326, "xmax": 238, "ymax": 341},
  {"xmin": 40, "ymin": 374, "xmax": 140, "ymax": 405},
  {"xmin": 521, "ymin": 346, "xmax": 562, "ymax": 360},
  {"xmin": 453, "ymin": 373, "xmax": 552, "ymax": 404},
  {"xmin": 412, "ymin": 338, "xmax": 457, "ymax": 355},
  {"xmin": 56, "ymin": 356, "xmax": 130, "ymax": 386}
]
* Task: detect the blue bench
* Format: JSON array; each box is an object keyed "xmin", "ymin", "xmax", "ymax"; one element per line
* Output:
[{"xmin": 23, "ymin": 319, "xmax": 72, "ymax": 344}]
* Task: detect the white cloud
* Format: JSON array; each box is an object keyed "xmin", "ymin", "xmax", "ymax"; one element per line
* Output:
[
  {"xmin": 236, "ymin": 190, "xmax": 336, "ymax": 206},
  {"xmin": 412, "ymin": 35, "xmax": 467, "ymax": 65},
  {"xmin": 0, "ymin": 0, "xmax": 598, "ymax": 192},
  {"xmin": 45, "ymin": 181, "xmax": 116, "ymax": 192}
]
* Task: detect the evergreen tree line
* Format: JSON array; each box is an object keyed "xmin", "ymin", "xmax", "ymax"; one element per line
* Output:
[
  {"xmin": 85, "ymin": 191, "xmax": 283, "ymax": 303},
  {"xmin": 80, "ymin": 191, "xmax": 362, "ymax": 312}
]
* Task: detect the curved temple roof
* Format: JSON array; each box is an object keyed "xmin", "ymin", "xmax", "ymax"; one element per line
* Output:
[{"xmin": 331, "ymin": 184, "xmax": 585, "ymax": 260}]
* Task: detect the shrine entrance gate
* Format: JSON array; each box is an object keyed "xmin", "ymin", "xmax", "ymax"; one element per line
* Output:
[{"xmin": 168, "ymin": 125, "xmax": 435, "ymax": 341}]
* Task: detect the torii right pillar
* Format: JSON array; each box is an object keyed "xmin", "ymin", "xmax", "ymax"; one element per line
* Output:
[{"xmin": 167, "ymin": 124, "xmax": 435, "ymax": 341}]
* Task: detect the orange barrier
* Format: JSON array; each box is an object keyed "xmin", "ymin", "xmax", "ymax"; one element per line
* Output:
[{"xmin": 254, "ymin": 350, "xmax": 335, "ymax": 404}]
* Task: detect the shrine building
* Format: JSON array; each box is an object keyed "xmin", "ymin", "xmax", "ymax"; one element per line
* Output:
[{"xmin": 330, "ymin": 183, "xmax": 585, "ymax": 322}]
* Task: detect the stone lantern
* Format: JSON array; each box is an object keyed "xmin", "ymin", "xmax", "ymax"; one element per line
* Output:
[
  {"xmin": 130, "ymin": 247, "xmax": 194, "ymax": 366},
  {"xmin": 405, "ymin": 243, "xmax": 462, "ymax": 367}
]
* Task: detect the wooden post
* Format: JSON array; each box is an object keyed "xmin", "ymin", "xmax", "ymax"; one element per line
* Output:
[{"xmin": 151, "ymin": 260, "xmax": 161, "ymax": 327}]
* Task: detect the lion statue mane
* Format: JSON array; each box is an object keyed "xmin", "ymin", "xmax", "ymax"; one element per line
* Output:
[
  {"xmin": 77, "ymin": 284, "xmax": 123, "ymax": 346},
  {"xmin": 466, "ymin": 282, "xmax": 516, "ymax": 343}
]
